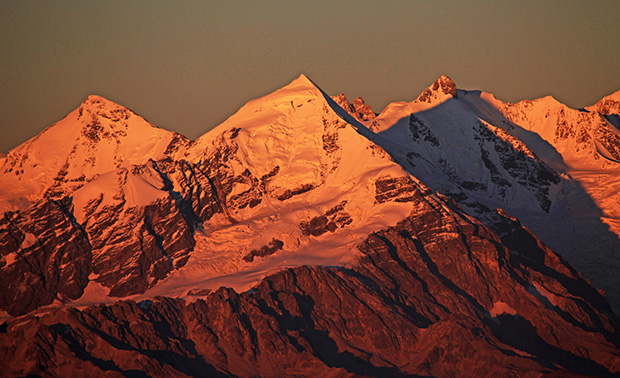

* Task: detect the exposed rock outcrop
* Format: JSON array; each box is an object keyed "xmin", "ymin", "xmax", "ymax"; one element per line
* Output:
[{"xmin": 1, "ymin": 187, "xmax": 618, "ymax": 377}]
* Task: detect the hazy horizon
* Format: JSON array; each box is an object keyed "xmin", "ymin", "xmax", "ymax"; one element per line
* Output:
[{"xmin": 1, "ymin": 0, "xmax": 619, "ymax": 153}]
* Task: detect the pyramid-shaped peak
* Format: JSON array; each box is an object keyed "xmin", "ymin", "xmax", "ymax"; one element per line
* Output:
[
  {"xmin": 296, "ymin": 73, "xmax": 312, "ymax": 82},
  {"xmin": 257, "ymin": 74, "xmax": 325, "ymax": 103},
  {"xmin": 78, "ymin": 94, "xmax": 136, "ymax": 121},
  {"xmin": 82, "ymin": 94, "xmax": 123, "ymax": 108},
  {"xmin": 586, "ymin": 88, "xmax": 620, "ymax": 115},
  {"xmin": 416, "ymin": 75, "xmax": 458, "ymax": 104},
  {"xmin": 286, "ymin": 74, "xmax": 319, "ymax": 89},
  {"xmin": 432, "ymin": 75, "xmax": 458, "ymax": 97},
  {"xmin": 282, "ymin": 74, "xmax": 319, "ymax": 90},
  {"xmin": 238, "ymin": 74, "xmax": 331, "ymax": 112},
  {"xmin": 352, "ymin": 97, "xmax": 367, "ymax": 107}
]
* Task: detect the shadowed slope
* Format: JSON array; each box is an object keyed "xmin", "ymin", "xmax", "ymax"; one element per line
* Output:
[
  {"xmin": 1, "ymin": 177, "xmax": 618, "ymax": 377},
  {"xmin": 360, "ymin": 76, "xmax": 620, "ymax": 314}
]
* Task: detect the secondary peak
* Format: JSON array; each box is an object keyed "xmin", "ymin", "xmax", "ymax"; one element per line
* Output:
[{"xmin": 416, "ymin": 75, "xmax": 458, "ymax": 103}]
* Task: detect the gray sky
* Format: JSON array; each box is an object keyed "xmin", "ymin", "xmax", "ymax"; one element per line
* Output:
[{"xmin": 1, "ymin": 0, "xmax": 619, "ymax": 152}]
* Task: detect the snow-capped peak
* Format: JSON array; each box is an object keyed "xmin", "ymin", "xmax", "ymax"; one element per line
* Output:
[
  {"xmin": 82, "ymin": 94, "xmax": 123, "ymax": 108},
  {"xmin": 585, "ymin": 89, "xmax": 620, "ymax": 115},
  {"xmin": 134, "ymin": 74, "xmax": 421, "ymax": 299},
  {"xmin": 372, "ymin": 76, "xmax": 460, "ymax": 132},
  {"xmin": 288, "ymin": 73, "xmax": 317, "ymax": 88},
  {"xmin": 77, "ymin": 95, "xmax": 136, "ymax": 121},
  {"xmin": 416, "ymin": 75, "xmax": 458, "ymax": 103},
  {"xmin": 192, "ymin": 74, "xmax": 350, "ymax": 150},
  {"xmin": 0, "ymin": 95, "xmax": 182, "ymax": 214}
]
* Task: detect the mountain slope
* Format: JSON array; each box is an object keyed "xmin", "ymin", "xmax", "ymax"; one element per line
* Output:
[
  {"xmin": 0, "ymin": 75, "xmax": 419, "ymax": 315},
  {"xmin": 2, "ymin": 184, "xmax": 619, "ymax": 377},
  {"xmin": 0, "ymin": 95, "xmax": 188, "ymax": 214},
  {"xmin": 586, "ymin": 89, "xmax": 620, "ymax": 116},
  {"xmin": 136, "ymin": 74, "xmax": 420, "ymax": 299},
  {"xmin": 365, "ymin": 76, "xmax": 620, "ymax": 314},
  {"xmin": 331, "ymin": 93, "xmax": 377, "ymax": 122},
  {"xmin": 1, "ymin": 75, "xmax": 620, "ymax": 377}
]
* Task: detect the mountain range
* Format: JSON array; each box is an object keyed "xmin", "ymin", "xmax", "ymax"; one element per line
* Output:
[{"xmin": 1, "ymin": 75, "xmax": 619, "ymax": 377}]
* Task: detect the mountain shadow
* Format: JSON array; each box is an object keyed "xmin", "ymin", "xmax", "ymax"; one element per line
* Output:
[{"xmin": 362, "ymin": 94, "xmax": 620, "ymax": 315}]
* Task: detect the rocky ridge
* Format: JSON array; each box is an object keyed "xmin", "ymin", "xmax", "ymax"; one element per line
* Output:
[
  {"xmin": 1, "ymin": 172, "xmax": 619, "ymax": 377},
  {"xmin": 331, "ymin": 93, "xmax": 377, "ymax": 122},
  {"xmin": 1, "ymin": 75, "xmax": 620, "ymax": 377},
  {"xmin": 361, "ymin": 77, "xmax": 620, "ymax": 314},
  {"xmin": 0, "ymin": 75, "xmax": 415, "ymax": 316}
]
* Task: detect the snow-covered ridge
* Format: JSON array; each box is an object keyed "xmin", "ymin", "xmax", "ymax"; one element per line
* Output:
[
  {"xmin": 0, "ymin": 95, "xmax": 185, "ymax": 214},
  {"xmin": 0, "ymin": 74, "xmax": 430, "ymax": 315},
  {"xmin": 144, "ymin": 74, "xmax": 420, "ymax": 299},
  {"xmin": 586, "ymin": 89, "xmax": 620, "ymax": 115},
  {"xmin": 366, "ymin": 76, "xmax": 620, "ymax": 313},
  {"xmin": 2, "ymin": 73, "xmax": 620, "ymax": 316},
  {"xmin": 370, "ymin": 77, "xmax": 561, "ymax": 216}
]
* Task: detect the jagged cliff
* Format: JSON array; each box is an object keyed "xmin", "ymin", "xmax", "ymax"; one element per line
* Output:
[
  {"xmin": 2, "ymin": 181, "xmax": 619, "ymax": 377},
  {"xmin": 1, "ymin": 75, "xmax": 620, "ymax": 377}
]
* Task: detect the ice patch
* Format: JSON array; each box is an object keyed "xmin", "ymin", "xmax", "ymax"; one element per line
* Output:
[
  {"xmin": 3, "ymin": 252, "xmax": 18, "ymax": 267},
  {"xmin": 20, "ymin": 233, "xmax": 36, "ymax": 249},
  {"xmin": 72, "ymin": 164, "xmax": 168, "ymax": 224},
  {"xmin": 489, "ymin": 301, "xmax": 517, "ymax": 317},
  {"xmin": 71, "ymin": 280, "xmax": 114, "ymax": 308}
]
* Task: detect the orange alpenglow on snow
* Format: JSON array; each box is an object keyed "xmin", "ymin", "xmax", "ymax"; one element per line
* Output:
[{"xmin": 1, "ymin": 75, "xmax": 620, "ymax": 377}]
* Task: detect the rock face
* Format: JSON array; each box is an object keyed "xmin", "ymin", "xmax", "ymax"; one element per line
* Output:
[
  {"xmin": 1, "ymin": 182, "xmax": 619, "ymax": 377},
  {"xmin": 0, "ymin": 198, "xmax": 91, "ymax": 315},
  {"xmin": 368, "ymin": 77, "xmax": 620, "ymax": 314},
  {"xmin": 416, "ymin": 75, "xmax": 458, "ymax": 103},
  {"xmin": 0, "ymin": 95, "xmax": 184, "ymax": 214},
  {"xmin": 586, "ymin": 89, "xmax": 620, "ymax": 116},
  {"xmin": 332, "ymin": 93, "xmax": 377, "ymax": 122},
  {"xmin": 1, "ymin": 75, "xmax": 620, "ymax": 377},
  {"xmin": 0, "ymin": 75, "xmax": 415, "ymax": 317}
]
